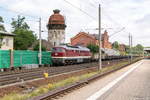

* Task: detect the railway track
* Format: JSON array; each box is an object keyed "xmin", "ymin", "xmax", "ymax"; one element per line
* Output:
[{"xmin": 0, "ymin": 58, "xmax": 129, "ymax": 86}]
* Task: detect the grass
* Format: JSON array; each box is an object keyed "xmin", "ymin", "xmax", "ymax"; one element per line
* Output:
[
  {"xmin": 0, "ymin": 58, "xmax": 141, "ymax": 100},
  {"xmin": 1, "ymin": 72, "xmax": 98, "ymax": 100}
]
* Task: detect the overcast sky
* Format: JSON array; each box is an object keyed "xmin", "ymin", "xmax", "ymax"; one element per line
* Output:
[{"xmin": 0, "ymin": 0, "xmax": 149, "ymax": 47}]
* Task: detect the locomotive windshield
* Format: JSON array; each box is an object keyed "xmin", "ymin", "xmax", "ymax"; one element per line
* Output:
[{"xmin": 52, "ymin": 48, "xmax": 65, "ymax": 52}]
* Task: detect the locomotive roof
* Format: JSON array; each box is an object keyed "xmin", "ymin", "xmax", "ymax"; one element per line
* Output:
[
  {"xmin": 54, "ymin": 45, "xmax": 90, "ymax": 51},
  {"xmin": 102, "ymin": 48, "xmax": 120, "ymax": 56}
]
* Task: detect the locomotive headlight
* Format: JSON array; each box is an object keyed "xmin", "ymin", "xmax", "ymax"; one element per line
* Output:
[{"xmin": 55, "ymin": 53, "xmax": 58, "ymax": 56}]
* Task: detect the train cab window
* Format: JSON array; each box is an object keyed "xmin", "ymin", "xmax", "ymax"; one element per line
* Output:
[{"xmin": 52, "ymin": 48, "xmax": 65, "ymax": 52}]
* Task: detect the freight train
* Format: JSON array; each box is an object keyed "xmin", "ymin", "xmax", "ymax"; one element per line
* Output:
[{"xmin": 51, "ymin": 45, "xmax": 129, "ymax": 65}]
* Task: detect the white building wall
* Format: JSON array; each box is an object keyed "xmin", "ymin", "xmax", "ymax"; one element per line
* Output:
[
  {"xmin": 48, "ymin": 29, "xmax": 65, "ymax": 46},
  {"xmin": 0, "ymin": 36, "xmax": 14, "ymax": 50}
]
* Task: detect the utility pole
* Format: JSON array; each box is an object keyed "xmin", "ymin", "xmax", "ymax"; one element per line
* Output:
[
  {"xmin": 39, "ymin": 17, "xmax": 42, "ymax": 65},
  {"xmin": 131, "ymin": 35, "xmax": 133, "ymax": 61},
  {"xmin": 98, "ymin": 4, "xmax": 102, "ymax": 70},
  {"xmin": 129, "ymin": 33, "xmax": 131, "ymax": 63}
]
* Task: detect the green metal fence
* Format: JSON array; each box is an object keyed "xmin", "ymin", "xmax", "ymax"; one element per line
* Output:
[
  {"xmin": 42, "ymin": 51, "xmax": 52, "ymax": 65},
  {"xmin": 0, "ymin": 50, "xmax": 52, "ymax": 69},
  {"xmin": 0, "ymin": 50, "xmax": 10, "ymax": 68},
  {"xmin": 13, "ymin": 51, "xmax": 39, "ymax": 67}
]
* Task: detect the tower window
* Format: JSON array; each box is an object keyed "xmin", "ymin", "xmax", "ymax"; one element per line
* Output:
[
  {"xmin": 54, "ymin": 42, "xmax": 56, "ymax": 46},
  {"xmin": 6, "ymin": 38, "xmax": 9, "ymax": 46}
]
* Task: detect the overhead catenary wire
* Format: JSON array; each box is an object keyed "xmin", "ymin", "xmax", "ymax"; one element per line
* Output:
[
  {"xmin": 0, "ymin": 1, "xmax": 124, "ymax": 29},
  {"xmin": 63, "ymin": 0, "xmax": 96, "ymax": 21},
  {"xmin": 0, "ymin": 5, "xmax": 100, "ymax": 30},
  {"xmin": 0, "ymin": 1, "xmax": 127, "ymax": 37},
  {"xmin": 0, "ymin": 1, "xmax": 103, "ymax": 30},
  {"xmin": 89, "ymin": 0, "xmax": 127, "ymax": 29},
  {"xmin": 62, "ymin": 1, "xmax": 112, "ymax": 33},
  {"xmin": 84, "ymin": 0, "xmax": 128, "ymax": 37},
  {"xmin": 89, "ymin": 0, "xmax": 132, "ymax": 44},
  {"xmin": 109, "ymin": 27, "xmax": 125, "ymax": 37}
]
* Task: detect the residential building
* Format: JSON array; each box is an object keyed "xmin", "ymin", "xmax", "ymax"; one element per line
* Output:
[
  {"xmin": 102, "ymin": 30, "xmax": 112, "ymax": 49},
  {"xmin": 71, "ymin": 32, "xmax": 99, "ymax": 47},
  {"xmin": 71, "ymin": 30, "xmax": 112, "ymax": 49},
  {"xmin": 0, "ymin": 31, "xmax": 15, "ymax": 50}
]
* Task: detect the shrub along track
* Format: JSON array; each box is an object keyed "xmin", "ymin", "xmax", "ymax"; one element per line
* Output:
[{"xmin": 0, "ymin": 58, "xmax": 132, "ymax": 98}]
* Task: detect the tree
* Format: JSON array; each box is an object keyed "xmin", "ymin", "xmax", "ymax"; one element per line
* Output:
[
  {"xmin": 87, "ymin": 44, "xmax": 99, "ymax": 54},
  {"xmin": 33, "ymin": 43, "xmax": 46, "ymax": 51},
  {"xmin": 0, "ymin": 35, "xmax": 3, "ymax": 48},
  {"xmin": 0, "ymin": 16, "xmax": 4, "ymax": 22},
  {"xmin": 112, "ymin": 41, "xmax": 119, "ymax": 50},
  {"xmin": 11, "ymin": 15, "xmax": 36, "ymax": 50},
  {"xmin": 135, "ymin": 44, "xmax": 143, "ymax": 51},
  {"xmin": 132, "ymin": 44, "xmax": 144, "ymax": 55},
  {"xmin": 0, "ymin": 16, "xmax": 5, "ymax": 48},
  {"xmin": 125, "ymin": 45, "xmax": 130, "ymax": 54},
  {"xmin": 0, "ymin": 16, "xmax": 6, "ymax": 31},
  {"xmin": 11, "ymin": 15, "xmax": 29, "ymax": 30}
]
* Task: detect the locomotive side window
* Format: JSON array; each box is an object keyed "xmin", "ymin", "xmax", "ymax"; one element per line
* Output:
[{"xmin": 52, "ymin": 48, "xmax": 65, "ymax": 52}]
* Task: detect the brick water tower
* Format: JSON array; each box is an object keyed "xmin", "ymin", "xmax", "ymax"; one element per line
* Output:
[{"xmin": 47, "ymin": 9, "xmax": 66, "ymax": 46}]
